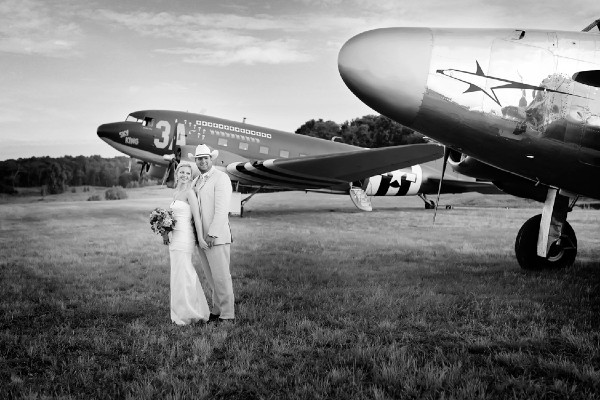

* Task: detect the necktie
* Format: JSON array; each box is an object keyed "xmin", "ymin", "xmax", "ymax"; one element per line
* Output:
[{"xmin": 196, "ymin": 174, "xmax": 205, "ymax": 189}]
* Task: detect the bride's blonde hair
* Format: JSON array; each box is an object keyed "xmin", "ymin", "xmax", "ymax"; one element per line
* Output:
[{"xmin": 174, "ymin": 163, "xmax": 194, "ymax": 190}]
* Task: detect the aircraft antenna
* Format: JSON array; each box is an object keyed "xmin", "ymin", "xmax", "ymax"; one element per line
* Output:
[
  {"xmin": 581, "ymin": 19, "xmax": 600, "ymax": 32},
  {"xmin": 433, "ymin": 146, "xmax": 450, "ymax": 224}
]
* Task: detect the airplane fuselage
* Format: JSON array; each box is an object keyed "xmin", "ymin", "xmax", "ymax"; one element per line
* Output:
[
  {"xmin": 339, "ymin": 28, "xmax": 600, "ymax": 200},
  {"xmin": 99, "ymin": 110, "xmax": 361, "ymax": 168}
]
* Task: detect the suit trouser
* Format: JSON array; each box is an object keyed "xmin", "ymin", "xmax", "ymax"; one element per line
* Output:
[{"xmin": 195, "ymin": 244, "xmax": 234, "ymax": 319}]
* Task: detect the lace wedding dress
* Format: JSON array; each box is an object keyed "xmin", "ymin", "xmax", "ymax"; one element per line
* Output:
[{"xmin": 168, "ymin": 200, "xmax": 209, "ymax": 325}]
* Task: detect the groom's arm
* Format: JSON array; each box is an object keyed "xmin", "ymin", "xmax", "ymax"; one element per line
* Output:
[
  {"xmin": 186, "ymin": 189, "xmax": 207, "ymax": 248},
  {"xmin": 207, "ymin": 173, "xmax": 232, "ymax": 237}
]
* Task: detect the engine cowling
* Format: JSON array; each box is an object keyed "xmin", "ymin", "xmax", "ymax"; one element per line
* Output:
[
  {"xmin": 447, "ymin": 149, "xmax": 509, "ymax": 181},
  {"xmin": 147, "ymin": 164, "xmax": 167, "ymax": 180},
  {"xmin": 447, "ymin": 149, "xmax": 549, "ymax": 202}
]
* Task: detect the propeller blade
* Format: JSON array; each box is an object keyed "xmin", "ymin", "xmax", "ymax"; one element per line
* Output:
[
  {"xmin": 433, "ymin": 146, "xmax": 450, "ymax": 224},
  {"xmin": 162, "ymin": 161, "xmax": 175, "ymax": 186},
  {"xmin": 139, "ymin": 162, "xmax": 148, "ymax": 182}
]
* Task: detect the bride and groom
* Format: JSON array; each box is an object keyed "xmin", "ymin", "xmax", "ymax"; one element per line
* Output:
[{"xmin": 165, "ymin": 144, "xmax": 235, "ymax": 326}]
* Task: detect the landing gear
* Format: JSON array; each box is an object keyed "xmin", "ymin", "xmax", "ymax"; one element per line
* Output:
[
  {"xmin": 418, "ymin": 193, "xmax": 436, "ymax": 209},
  {"xmin": 349, "ymin": 186, "xmax": 372, "ymax": 211},
  {"xmin": 239, "ymin": 186, "xmax": 262, "ymax": 217},
  {"xmin": 515, "ymin": 214, "xmax": 577, "ymax": 270}
]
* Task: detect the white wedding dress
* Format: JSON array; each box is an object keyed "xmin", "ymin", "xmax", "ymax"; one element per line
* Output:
[{"xmin": 168, "ymin": 200, "xmax": 209, "ymax": 325}]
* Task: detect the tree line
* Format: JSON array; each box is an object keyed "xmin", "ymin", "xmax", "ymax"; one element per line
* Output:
[
  {"xmin": 0, "ymin": 115, "xmax": 423, "ymax": 194},
  {"xmin": 295, "ymin": 114, "xmax": 425, "ymax": 147},
  {"xmin": 0, "ymin": 155, "xmax": 144, "ymax": 195}
]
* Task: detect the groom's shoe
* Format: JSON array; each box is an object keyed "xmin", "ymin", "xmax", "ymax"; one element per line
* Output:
[{"xmin": 208, "ymin": 313, "xmax": 220, "ymax": 323}]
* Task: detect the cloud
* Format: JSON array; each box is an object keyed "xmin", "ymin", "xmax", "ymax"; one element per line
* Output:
[
  {"xmin": 0, "ymin": 0, "xmax": 83, "ymax": 56},
  {"xmin": 329, "ymin": 0, "xmax": 594, "ymax": 30},
  {"xmin": 293, "ymin": 0, "xmax": 345, "ymax": 6},
  {"xmin": 156, "ymin": 39, "xmax": 313, "ymax": 66},
  {"xmin": 87, "ymin": 9, "xmax": 347, "ymax": 65}
]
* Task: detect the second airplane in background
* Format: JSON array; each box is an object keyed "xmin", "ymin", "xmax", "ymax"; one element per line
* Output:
[{"xmin": 97, "ymin": 110, "xmax": 497, "ymax": 213}]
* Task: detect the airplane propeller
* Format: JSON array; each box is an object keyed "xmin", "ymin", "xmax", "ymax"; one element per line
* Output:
[
  {"xmin": 161, "ymin": 153, "xmax": 178, "ymax": 187},
  {"xmin": 433, "ymin": 146, "xmax": 450, "ymax": 224},
  {"xmin": 161, "ymin": 165, "xmax": 171, "ymax": 186},
  {"xmin": 138, "ymin": 161, "xmax": 149, "ymax": 182},
  {"xmin": 162, "ymin": 161, "xmax": 175, "ymax": 186}
]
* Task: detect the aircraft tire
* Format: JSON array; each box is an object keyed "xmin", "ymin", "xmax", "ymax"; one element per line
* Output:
[{"xmin": 515, "ymin": 214, "xmax": 577, "ymax": 270}]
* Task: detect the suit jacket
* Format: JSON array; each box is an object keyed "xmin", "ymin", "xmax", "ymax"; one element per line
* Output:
[{"xmin": 193, "ymin": 167, "xmax": 232, "ymax": 245}]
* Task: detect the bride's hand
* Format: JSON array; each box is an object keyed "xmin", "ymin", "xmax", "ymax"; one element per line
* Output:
[{"xmin": 198, "ymin": 240, "xmax": 209, "ymax": 250}]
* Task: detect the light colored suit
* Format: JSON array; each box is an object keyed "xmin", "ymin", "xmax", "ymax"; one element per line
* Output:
[{"xmin": 193, "ymin": 167, "xmax": 235, "ymax": 319}]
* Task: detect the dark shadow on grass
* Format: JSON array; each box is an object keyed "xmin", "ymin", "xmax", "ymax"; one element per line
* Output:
[
  {"xmin": 1, "ymin": 260, "xmax": 162, "ymax": 333},
  {"xmin": 240, "ymin": 206, "xmax": 427, "ymax": 218},
  {"xmin": 1, "ymin": 261, "xmax": 165, "ymax": 398}
]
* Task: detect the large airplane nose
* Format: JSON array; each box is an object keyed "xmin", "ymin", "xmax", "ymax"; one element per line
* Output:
[
  {"xmin": 97, "ymin": 122, "xmax": 122, "ymax": 141},
  {"xmin": 338, "ymin": 28, "xmax": 433, "ymax": 126}
]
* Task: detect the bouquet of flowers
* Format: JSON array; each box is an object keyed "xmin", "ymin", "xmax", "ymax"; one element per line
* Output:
[{"xmin": 149, "ymin": 208, "xmax": 176, "ymax": 241}]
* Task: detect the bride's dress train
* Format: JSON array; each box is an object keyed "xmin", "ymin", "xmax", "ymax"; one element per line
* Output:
[{"xmin": 169, "ymin": 200, "xmax": 209, "ymax": 325}]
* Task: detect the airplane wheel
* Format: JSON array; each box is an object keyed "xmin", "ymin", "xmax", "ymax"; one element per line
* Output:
[
  {"xmin": 514, "ymin": 214, "xmax": 577, "ymax": 270},
  {"xmin": 424, "ymin": 200, "xmax": 435, "ymax": 209}
]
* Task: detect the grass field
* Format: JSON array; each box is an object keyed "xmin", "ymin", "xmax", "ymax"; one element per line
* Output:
[{"xmin": 1, "ymin": 187, "xmax": 600, "ymax": 399}]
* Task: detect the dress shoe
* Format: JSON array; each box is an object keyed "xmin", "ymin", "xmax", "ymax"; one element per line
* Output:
[{"xmin": 208, "ymin": 313, "xmax": 220, "ymax": 323}]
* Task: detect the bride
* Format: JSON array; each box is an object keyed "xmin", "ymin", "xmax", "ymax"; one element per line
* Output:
[{"xmin": 164, "ymin": 162, "xmax": 210, "ymax": 325}]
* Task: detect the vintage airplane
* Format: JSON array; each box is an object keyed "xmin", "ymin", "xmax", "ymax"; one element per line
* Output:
[
  {"xmin": 338, "ymin": 19, "xmax": 600, "ymax": 270},
  {"xmin": 97, "ymin": 110, "xmax": 497, "ymax": 213}
]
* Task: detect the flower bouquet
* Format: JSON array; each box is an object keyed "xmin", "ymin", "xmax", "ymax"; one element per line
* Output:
[{"xmin": 150, "ymin": 208, "xmax": 176, "ymax": 244}]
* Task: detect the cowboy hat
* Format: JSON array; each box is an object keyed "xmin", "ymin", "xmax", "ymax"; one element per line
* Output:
[{"xmin": 188, "ymin": 144, "xmax": 219, "ymax": 159}]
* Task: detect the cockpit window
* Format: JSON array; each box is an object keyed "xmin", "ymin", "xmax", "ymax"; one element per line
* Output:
[
  {"xmin": 143, "ymin": 117, "xmax": 154, "ymax": 128},
  {"xmin": 125, "ymin": 115, "xmax": 141, "ymax": 123},
  {"xmin": 125, "ymin": 114, "xmax": 154, "ymax": 128}
]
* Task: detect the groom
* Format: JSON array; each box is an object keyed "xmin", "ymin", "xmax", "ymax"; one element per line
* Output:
[{"xmin": 191, "ymin": 144, "xmax": 235, "ymax": 324}]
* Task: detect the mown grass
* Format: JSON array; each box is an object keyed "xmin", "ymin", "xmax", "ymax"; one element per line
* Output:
[{"xmin": 1, "ymin": 190, "xmax": 600, "ymax": 399}]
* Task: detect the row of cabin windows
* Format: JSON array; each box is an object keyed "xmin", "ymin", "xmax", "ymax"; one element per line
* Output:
[
  {"xmin": 217, "ymin": 137, "xmax": 302, "ymax": 158},
  {"xmin": 128, "ymin": 116, "xmax": 304, "ymax": 158},
  {"xmin": 128, "ymin": 116, "xmax": 305, "ymax": 157}
]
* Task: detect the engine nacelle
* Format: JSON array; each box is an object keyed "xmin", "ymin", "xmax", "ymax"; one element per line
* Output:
[
  {"xmin": 364, "ymin": 165, "xmax": 423, "ymax": 196},
  {"xmin": 147, "ymin": 164, "xmax": 167, "ymax": 180},
  {"xmin": 446, "ymin": 149, "xmax": 549, "ymax": 202},
  {"xmin": 447, "ymin": 149, "xmax": 508, "ymax": 180}
]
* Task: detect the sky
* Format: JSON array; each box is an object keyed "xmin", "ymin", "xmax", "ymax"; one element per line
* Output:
[{"xmin": 0, "ymin": 0, "xmax": 598, "ymax": 160}]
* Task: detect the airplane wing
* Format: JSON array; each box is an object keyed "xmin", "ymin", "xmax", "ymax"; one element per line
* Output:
[
  {"xmin": 225, "ymin": 143, "xmax": 443, "ymax": 189},
  {"xmin": 423, "ymin": 177, "xmax": 503, "ymax": 194}
]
